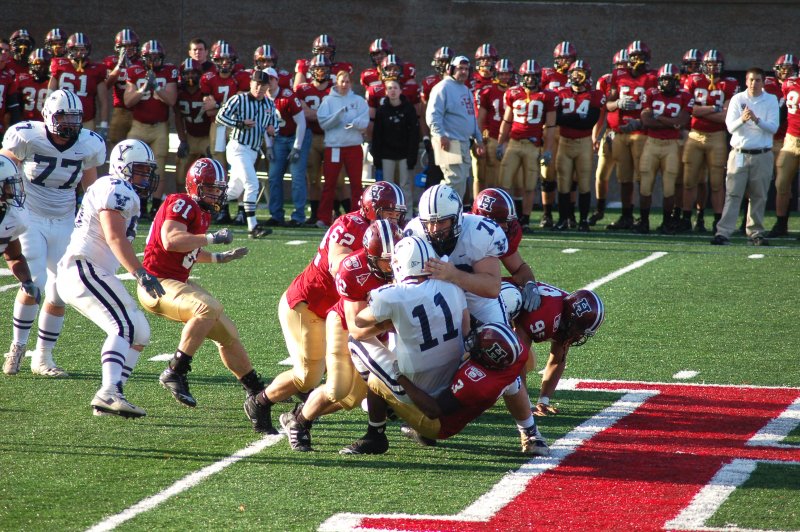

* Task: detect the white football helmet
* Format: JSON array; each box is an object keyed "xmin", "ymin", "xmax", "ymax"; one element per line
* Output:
[
  {"xmin": 109, "ymin": 139, "xmax": 159, "ymax": 196},
  {"xmin": 391, "ymin": 235, "xmax": 436, "ymax": 283},
  {"xmin": 500, "ymin": 281, "xmax": 523, "ymax": 321},
  {"xmin": 418, "ymin": 184, "xmax": 463, "ymax": 256},
  {"xmin": 42, "ymin": 88, "xmax": 83, "ymax": 139},
  {"xmin": 0, "ymin": 155, "xmax": 25, "ymax": 208}
]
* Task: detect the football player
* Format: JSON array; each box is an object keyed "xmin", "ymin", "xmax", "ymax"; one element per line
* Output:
[
  {"xmin": 253, "ymin": 44, "xmax": 292, "ymax": 90},
  {"xmin": 293, "ymin": 34, "xmax": 353, "ymax": 89},
  {"xmin": 472, "ymin": 43, "xmax": 498, "ymax": 92},
  {"xmin": 8, "ymin": 29, "xmax": 34, "ymax": 74},
  {"xmin": 56, "ymin": 140, "xmax": 164, "ymax": 417},
  {"xmin": 496, "ymin": 60, "xmax": 558, "ymax": 232},
  {"xmin": 173, "ymin": 58, "xmax": 211, "ymax": 192},
  {"xmin": 672, "ymin": 49, "xmax": 704, "ymax": 227},
  {"xmin": 247, "ymin": 182, "xmax": 407, "ymax": 434},
  {"xmin": 1, "ymin": 89, "xmax": 106, "ymax": 377},
  {"xmin": 10, "ymin": 48, "xmax": 51, "ymax": 123},
  {"xmin": 43, "ymin": 28, "xmax": 67, "ymax": 60},
  {"xmin": 473, "ymin": 58, "xmax": 513, "ymax": 197},
  {"xmin": 136, "ymin": 158, "xmax": 267, "ymax": 429},
  {"xmin": 637, "ymin": 64, "xmax": 693, "ymax": 234},
  {"xmin": 361, "ymin": 38, "xmax": 393, "ymax": 89},
  {"xmin": 103, "ymin": 28, "xmax": 141, "ymax": 145},
  {"xmin": 48, "ymin": 33, "xmax": 109, "ymax": 139},
  {"xmin": 769, "ymin": 54, "xmax": 798, "ymax": 237}
]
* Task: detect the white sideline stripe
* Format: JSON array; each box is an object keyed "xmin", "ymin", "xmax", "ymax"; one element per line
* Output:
[
  {"xmin": 748, "ymin": 254, "xmax": 765, "ymax": 259},
  {"xmin": 86, "ymin": 434, "xmax": 284, "ymax": 532},
  {"xmin": 673, "ymin": 370, "xmax": 699, "ymax": 380},
  {"xmin": 747, "ymin": 397, "xmax": 800, "ymax": 448},
  {"xmin": 148, "ymin": 354, "xmax": 173, "ymax": 362},
  {"xmin": 562, "ymin": 248, "xmax": 579, "ymax": 254},
  {"xmin": 0, "ymin": 267, "xmax": 12, "ymax": 276},
  {"xmin": 0, "ymin": 282, "xmax": 19, "ymax": 292},
  {"xmin": 286, "ymin": 240, "xmax": 308, "ymax": 245},
  {"xmin": 318, "ymin": 391, "xmax": 657, "ymax": 531},
  {"xmin": 582, "ymin": 251, "xmax": 667, "ymax": 291}
]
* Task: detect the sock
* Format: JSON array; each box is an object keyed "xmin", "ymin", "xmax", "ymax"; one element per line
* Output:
[
  {"xmin": 100, "ymin": 334, "xmax": 129, "ymax": 389},
  {"xmin": 520, "ymin": 214, "xmax": 530, "ymax": 225},
  {"xmin": 367, "ymin": 420, "xmax": 386, "ymax": 436},
  {"xmin": 333, "ymin": 199, "xmax": 341, "ymax": 214},
  {"xmin": 714, "ymin": 213, "xmax": 722, "ymax": 222},
  {"xmin": 296, "ymin": 390, "xmax": 311, "ymax": 403},
  {"xmin": 296, "ymin": 411, "xmax": 313, "ymax": 429},
  {"xmin": 121, "ymin": 348, "xmax": 141, "ymax": 384},
  {"xmin": 239, "ymin": 369, "xmax": 265, "ymax": 396},
  {"xmin": 543, "ymin": 204, "xmax": 553, "ymax": 217},
  {"xmin": 514, "ymin": 199, "xmax": 523, "ymax": 216},
  {"xmin": 515, "ymin": 415, "xmax": 536, "ymax": 432},
  {"xmin": 12, "ymin": 300, "xmax": 38, "ymax": 346},
  {"xmin": 578, "ymin": 192, "xmax": 591, "ymax": 221},
  {"xmin": 169, "ymin": 350, "xmax": 193, "ymax": 374},
  {"xmin": 341, "ymin": 199, "xmax": 352, "ymax": 213},
  {"xmin": 557, "ymin": 193, "xmax": 570, "ymax": 222},
  {"xmin": 622, "ymin": 207, "xmax": 634, "ymax": 219},
  {"xmin": 309, "ymin": 200, "xmax": 319, "ymax": 220},
  {"xmin": 640, "ymin": 208, "xmax": 650, "ymax": 223},
  {"xmin": 696, "ymin": 208, "xmax": 705, "ymax": 219},
  {"xmin": 33, "ymin": 311, "xmax": 65, "ymax": 365},
  {"xmin": 256, "ymin": 390, "xmax": 275, "ymax": 407},
  {"xmin": 243, "ymin": 201, "xmax": 257, "ymax": 231},
  {"xmin": 682, "ymin": 210, "xmax": 692, "ymax": 220},
  {"xmin": 596, "ymin": 198, "xmax": 606, "ymax": 213},
  {"xmin": 777, "ymin": 215, "xmax": 789, "ymax": 226}
]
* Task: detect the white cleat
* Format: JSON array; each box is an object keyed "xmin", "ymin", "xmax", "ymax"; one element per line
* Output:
[
  {"xmin": 31, "ymin": 362, "xmax": 69, "ymax": 378},
  {"xmin": 91, "ymin": 386, "xmax": 146, "ymax": 418},
  {"xmin": 520, "ymin": 426, "xmax": 551, "ymax": 457},
  {"xmin": 3, "ymin": 344, "xmax": 26, "ymax": 375}
]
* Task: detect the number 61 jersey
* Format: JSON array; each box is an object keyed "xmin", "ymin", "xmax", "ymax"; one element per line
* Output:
[{"xmin": 1, "ymin": 121, "xmax": 106, "ymax": 218}]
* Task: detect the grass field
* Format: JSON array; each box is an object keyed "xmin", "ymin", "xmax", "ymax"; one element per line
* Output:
[{"xmin": 2, "ymin": 210, "xmax": 800, "ymax": 531}]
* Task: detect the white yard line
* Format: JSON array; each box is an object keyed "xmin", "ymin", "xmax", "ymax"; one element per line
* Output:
[{"xmin": 582, "ymin": 252, "xmax": 667, "ymax": 291}]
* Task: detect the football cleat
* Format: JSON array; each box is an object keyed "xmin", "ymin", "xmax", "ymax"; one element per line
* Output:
[
  {"xmin": 632, "ymin": 218, "xmax": 650, "ymax": 234},
  {"xmin": 587, "ymin": 210, "xmax": 604, "ymax": 226},
  {"xmin": 577, "ymin": 220, "xmax": 590, "ymax": 232},
  {"xmin": 567, "ymin": 216, "xmax": 577, "ymax": 229},
  {"xmin": 279, "ymin": 411, "xmax": 313, "ymax": 452},
  {"xmin": 31, "ymin": 356, "xmax": 68, "ymax": 378},
  {"xmin": 400, "ymin": 424, "xmax": 437, "ymax": 447},
  {"xmin": 693, "ymin": 217, "xmax": 707, "ymax": 233},
  {"xmin": 539, "ymin": 213, "xmax": 554, "ymax": 229},
  {"xmin": 243, "ymin": 394, "xmax": 277, "ymax": 434},
  {"xmin": 91, "ymin": 385, "xmax": 146, "ymax": 418},
  {"xmin": 606, "ymin": 215, "xmax": 634, "ymax": 231},
  {"xmin": 553, "ymin": 218, "xmax": 569, "ymax": 231},
  {"xmin": 249, "ymin": 225, "xmax": 273, "ymax": 239},
  {"xmin": 767, "ymin": 222, "xmax": 788, "ymax": 238},
  {"xmin": 674, "ymin": 218, "xmax": 692, "ymax": 233},
  {"xmin": 159, "ymin": 367, "xmax": 197, "ymax": 407},
  {"xmin": 339, "ymin": 431, "xmax": 389, "ymax": 455},
  {"xmin": 3, "ymin": 343, "xmax": 26, "ymax": 375},
  {"xmin": 520, "ymin": 425, "xmax": 550, "ymax": 456}
]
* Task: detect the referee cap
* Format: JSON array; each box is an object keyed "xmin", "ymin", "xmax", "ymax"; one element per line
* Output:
[{"xmin": 251, "ymin": 69, "xmax": 270, "ymax": 83}]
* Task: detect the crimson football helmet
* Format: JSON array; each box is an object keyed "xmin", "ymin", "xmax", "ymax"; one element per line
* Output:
[
  {"xmin": 681, "ymin": 49, "xmax": 703, "ymax": 75},
  {"xmin": 519, "ymin": 60, "xmax": 542, "ymax": 90},
  {"xmin": 627, "ymin": 41, "xmax": 651, "ymax": 71},
  {"xmin": 431, "ymin": 46, "xmax": 454, "ymax": 76},
  {"xmin": 657, "ymin": 63, "xmax": 681, "ymax": 95},
  {"xmin": 466, "ymin": 322, "xmax": 523, "ymax": 370},
  {"xmin": 114, "ymin": 28, "xmax": 140, "ymax": 61},
  {"xmin": 141, "ymin": 40, "xmax": 165, "ymax": 70},
  {"xmin": 0, "ymin": 154, "xmax": 25, "ymax": 208},
  {"xmin": 44, "ymin": 28, "xmax": 66, "ymax": 58},
  {"xmin": 211, "ymin": 42, "xmax": 237, "ymax": 74},
  {"xmin": 369, "ymin": 38, "xmax": 392, "ymax": 66},
  {"xmin": 28, "ymin": 48, "xmax": 51, "ymax": 82},
  {"xmin": 474, "ymin": 43, "xmax": 499, "ymax": 74},
  {"xmin": 360, "ymin": 182, "xmax": 407, "ymax": 225},
  {"xmin": 379, "ymin": 54, "xmax": 402, "ymax": 81},
  {"xmin": 612, "ymin": 49, "xmax": 629, "ymax": 69},
  {"xmin": 309, "ymin": 54, "xmax": 332, "ymax": 83},
  {"xmin": 312, "ymin": 34, "xmax": 336, "ymax": 60},
  {"xmin": 10, "ymin": 29, "xmax": 34, "ymax": 64},
  {"xmin": 254, "ymin": 44, "xmax": 277, "ymax": 69},
  {"xmin": 568, "ymin": 60, "xmax": 591, "ymax": 89},
  {"xmin": 774, "ymin": 54, "xmax": 798, "ymax": 82},
  {"xmin": 179, "ymin": 58, "xmax": 202, "ymax": 88},
  {"xmin": 494, "ymin": 58, "xmax": 515, "ymax": 87},
  {"xmin": 556, "ymin": 289, "xmax": 605, "ymax": 347},
  {"xmin": 553, "ymin": 41, "xmax": 577, "ymax": 73},
  {"xmin": 419, "ymin": 184, "xmax": 463, "ymax": 256},
  {"xmin": 185, "ymin": 158, "xmax": 227, "ymax": 212},
  {"xmin": 702, "ymin": 49, "xmax": 724, "ymax": 76},
  {"xmin": 472, "ymin": 187, "xmax": 519, "ymax": 238},
  {"xmin": 363, "ymin": 219, "xmax": 403, "ymax": 281},
  {"xmin": 66, "ymin": 33, "xmax": 91, "ymax": 63}
]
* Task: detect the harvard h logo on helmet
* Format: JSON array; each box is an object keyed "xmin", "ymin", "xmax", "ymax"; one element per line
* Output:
[
  {"xmin": 186, "ymin": 158, "xmax": 227, "ymax": 212},
  {"xmin": 363, "ymin": 219, "xmax": 404, "ymax": 281},
  {"xmin": 467, "ymin": 322, "xmax": 523, "ymax": 370}
]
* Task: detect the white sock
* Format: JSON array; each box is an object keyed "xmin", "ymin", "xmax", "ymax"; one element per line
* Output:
[
  {"xmin": 516, "ymin": 415, "xmax": 536, "ymax": 432},
  {"xmin": 100, "ymin": 335, "xmax": 130, "ymax": 389},
  {"xmin": 12, "ymin": 300, "xmax": 38, "ymax": 346},
  {"xmin": 121, "ymin": 348, "xmax": 141, "ymax": 384},
  {"xmin": 32, "ymin": 311, "xmax": 65, "ymax": 365}
]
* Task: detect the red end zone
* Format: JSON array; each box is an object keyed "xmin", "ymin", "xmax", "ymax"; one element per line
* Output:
[{"xmin": 320, "ymin": 380, "xmax": 800, "ymax": 531}]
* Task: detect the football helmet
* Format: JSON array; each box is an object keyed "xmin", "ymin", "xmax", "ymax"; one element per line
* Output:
[
  {"xmin": 10, "ymin": 29, "xmax": 34, "ymax": 64},
  {"xmin": 774, "ymin": 54, "xmax": 798, "ymax": 82},
  {"xmin": 626, "ymin": 41, "xmax": 651, "ymax": 71},
  {"xmin": 360, "ymin": 182, "xmax": 407, "ymax": 225},
  {"xmin": 185, "ymin": 158, "xmax": 228, "ymax": 212},
  {"xmin": 612, "ymin": 49, "xmax": 629, "ymax": 68},
  {"xmin": 431, "ymin": 46, "xmax": 454, "ymax": 76},
  {"xmin": 309, "ymin": 54, "xmax": 332, "ymax": 83},
  {"xmin": 66, "ymin": 33, "xmax": 91, "ymax": 63},
  {"xmin": 42, "ymin": 89, "xmax": 83, "ymax": 139},
  {"xmin": 254, "ymin": 44, "xmax": 277, "ymax": 69},
  {"xmin": 702, "ymin": 49, "xmax": 724, "ymax": 77},
  {"xmin": 466, "ymin": 322, "xmax": 522, "ymax": 370},
  {"xmin": 494, "ymin": 58, "xmax": 515, "ymax": 88},
  {"xmin": 472, "ymin": 187, "xmax": 516, "ymax": 223},
  {"xmin": 363, "ymin": 219, "xmax": 404, "ymax": 281},
  {"xmin": 44, "ymin": 28, "xmax": 66, "ymax": 58},
  {"xmin": 474, "ymin": 43, "xmax": 499, "ymax": 75},
  {"xmin": 28, "ymin": 48, "xmax": 52, "ymax": 82},
  {"xmin": 212, "ymin": 41, "xmax": 237, "ymax": 74},
  {"xmin": 519, "ymin": 59, "xmax": 542, "ymax": 90},
  {"xmin": 141, "ymin": 40, "xmax": 165, "ymax": 71},
  {"xmin": 657, "ymin": 63, "xmax": 681, "ymax": 95},
  {"xmin": 109, "ymin": 139, "xmax": 159, "ymax": 197},
  {"xmin": 568, "ymin": 60, "xmax": 591, "ymax": 88},
  {"xmin": 500, "ymin": 282, "xmax": 523, "ymax": 322},
  {"xmin": 369, "ymin": 38, "xmax": 393, "ymax": 66},
  {"xmin": 379, "ymin": 54, "xmax": 402, "ymax": 82},
  {"xmin": 114, "ymin": 28, "xmax": 140, "ymax": 61},
  {"xmin": 0, "ymin": 154, "xmax": 25, "ymax": 208},
  {"xmin": 553, "ymin": 41, "xmax": 577, "ymax": 73},
  {"xmin": 681, "ymin": 49, "xmax": 703, "ymax": 75},
  {"xmin": 312, "ymin": 34, "xmax": 336, "ymax": 60},
  {"xmin": 179, "ymin": 58, "xmax": 202, "ymax": 89},
  {"xmin": 418, "ymin": 184, "xmax": 463, "ymax": 256},
  {"xmin": 391, "ymin": 235, "xmax": 435, "ymax": 282},
  {"xmin": 556, "ymin": 289, "xmax": 605, "ymax": 347}
]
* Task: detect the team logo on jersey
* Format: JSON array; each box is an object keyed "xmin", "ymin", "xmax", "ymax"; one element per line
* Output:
[
  {"xmin": 344, "ymin": 255, "xmax": 363, "ymax": 271},
  {"xmin": 114, "ymin": 193, "xmax": 131, "ymax": 210},
  {"xmin": 356, "ymin": 273, "xmax": 371, "ymax": 286},
  {"xmin": 573, "ymin": 297, "xmax": 591, "ymax": 317},
  {"xmin": 465, "ymin": 365, "xmax": 486, "ymax": 382}
]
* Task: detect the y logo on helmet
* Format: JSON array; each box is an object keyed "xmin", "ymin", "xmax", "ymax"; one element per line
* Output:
[
  {"xmin": 572, "ymin": 297, "xmax": 591, "ymax": 317},
  {"xmin": 116, "ymin": 143, "xmax": 133, "ymax": 161},
  {"xmin": 448, "ymin": 190, "xmax": 461, "ymax": 205},
  {"xmin": 478, "ymin": 195, "xmax": 496, "ymax": 211}
]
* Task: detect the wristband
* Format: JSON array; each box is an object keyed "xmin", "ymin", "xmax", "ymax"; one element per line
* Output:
[
  {"xmin": 423, "ymin": 135, "xmax": 430, "ymax": 142},
  {"xmin": 99, "ymin": 121, "xmax": 108, "ymax": 128},
  {"xmin": 211, "ymin": 253, "xmax": 220, "ymax": 263},
  {"xmin": 206, "ymin": 233, "xmax": 215, "ymax": 245},
  {"xmin": 538, "ymin": 396, "xmax": 550, "ymax": 406}
]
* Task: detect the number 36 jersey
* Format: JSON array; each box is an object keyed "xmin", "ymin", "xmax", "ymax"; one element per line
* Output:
[{"xmin": 1, "ymin": 121, "xmax": 106, "ymax": 218}]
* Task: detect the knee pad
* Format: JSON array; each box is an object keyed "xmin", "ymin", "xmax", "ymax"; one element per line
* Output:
[
  {"xmin": 194, "ymin": 293, "xmax": 224, "ymax": 321},
  {"xmin": 502, "ymin": 376, "xmax": 523, "ymax": 397},
  {"xmin": 131, "ymin": 310, "xmax": 151, "ymax": 346},
  {"xmin": 542, "ymin": 180, "xmax": 557, "ymax": 193}
]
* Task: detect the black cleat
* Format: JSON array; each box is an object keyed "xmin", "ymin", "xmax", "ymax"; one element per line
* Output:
[
  {"xmin": 587, "ymin": 210, "xmax": 604, "ymax": 226},
  {"xmin": 244, "ymin": 394, "xmax": 278, "ymax": 434},
  {"xmin": 577, "ymin": 220, "xmax": 590, "ymax": 232},
  {"xmin": 607, "ymin": 215, "xmax": 634, "ymax": 231},
  {"xmin": 339, "ymin": 431, "xmax": 389, "ymax": 455},
  {"xmin": 567, "ymin": 216, "xmax": 577, "ymax": 229},
  {"xmin": 159, "ymin": 368, "xmax": 197, "ymax": 407},
  {"xmin": 674, "ymin": 218, "xmax": 692, "ymax": 233},
  {"xmin": 632, "ymin": 218, "xmax": 650, "ymax": 234},
  {"xmin": 693, "ymin": 217, "xmax": 707, "ymax": 233},
  {"xmin": 521, "ymin": 224, "xmax": 535, "ymax": 235},
  {"xmin": 767, "ymin": 223, "xmax": 788, "ymax": 238},
  {"xmin": 539, "ymin": 214, "xmax": 554, "ymax": 229},
  {"xmin": 553, "ymin": 218, "xmax": 569, "ymax": 231},
  {"xmin": 400, "ymin": 424, "xmax": 437, "ymax": 447},
  {"xmin": 657, "ymin": 221, "xmax": 676, "ymax": 235},
  {"xmin": 249, "ymin": 225, "xmax": 273, "ymax": 239},
  {"xmin": 280, "ymin": 411, "xmax": 313, "ymax": 452}
]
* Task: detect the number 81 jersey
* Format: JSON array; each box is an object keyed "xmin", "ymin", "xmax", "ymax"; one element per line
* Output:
[{"xmin": 1, "ymin": 121, "xmax": 106, "ymax": 218}]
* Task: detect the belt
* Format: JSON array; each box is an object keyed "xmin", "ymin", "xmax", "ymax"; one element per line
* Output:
[{"xmin": 736, "ymin": 147, "xmax": 770, "ymax": 154}]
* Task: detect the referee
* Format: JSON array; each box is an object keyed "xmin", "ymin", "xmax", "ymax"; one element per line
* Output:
[{"xmin": 216, "ymin": 68, "xmax": 281, "ymax": 238}]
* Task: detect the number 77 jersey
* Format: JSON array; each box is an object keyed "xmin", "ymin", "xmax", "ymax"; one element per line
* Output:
[{"xmin": 1, "ymin": 121, "xmax": 106, "ymax": 218}]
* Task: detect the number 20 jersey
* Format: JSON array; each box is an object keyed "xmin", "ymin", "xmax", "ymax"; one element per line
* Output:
[{"xmin": 1, "ymin": 121, "xmax": 106, "ymax": 218}]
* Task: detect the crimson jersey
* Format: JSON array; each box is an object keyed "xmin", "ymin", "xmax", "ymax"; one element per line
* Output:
[
  {"xmin": 556, "ymin": 87, "xmax": 606, "ymax": 139},
  {"xmin": 765, "ymin": 76, "xmax": 787, "ymax": 139},
  {"xmin": 176, "ymin": 87, "xmax": 212, "ymax": 138},
  {"xmin": 143, "ymin": 193, "xmax": 211, "ymax": 283},
  {"xmin": 421, "ymin": 74, "xmax": 442, "ymax": 103},
  {"xmin": 361, "ymin": 63, "xmax": 416, "ymax": 89},
  {"xmin": 274, "ymin": 86, "xmax": 304, "ymax": 137},
  {"xmin": 597, "ymin": 73, "xmax": 620, "ymax": 132},
  {"xmin": 200, "ymin": 71, "xmax": 248, "ymax": 105},
  {"xmin": 102, "ymin": 55, "xmax": 141, "ymax": 108},
  {"xmin": 500, "ymin": 221, "xmax": 522, "ymax": 259},
  {"xmin": 477, "ymin": 82, "xmax": 507, "ymax": 138},
  {"xmin": 330, "ymin": 248, "xmax": 388, "ymax": 328},
  {"xmin": 438, "ymin": 342, "xmax": 529, "ymax": 439},
  {"xmin": 295, "ymin": 58, "xmax": 353, "ymax": 82},
  {"xmin": 503, "ymin": 86, "xmax": 559, "ymax": 140},
  {"xmin": 641, "ymin": 88, "xmax": 694, "ymax": 140},
  {"xmin": 294, "ymin": 82, "xmax": 331, "ymax": 135},
  {"xmin": 0, "ymin": 70, "xmax": 15, "ymax": 132},
  {"xmin": 541, "ymin": 67, "xmax": 568, "ymax": 91},
  {"xmin": 515, "ymin": 282, "xmax": 568, "ymax": 343},
  {"xmin": 610, "ymin": 70, "xmax": 658, "ymax": 125},
  {"xmin": 12, "ymin": 72, "xmax": 48, "ymax": 121},
  {"xmin": 683, "ymin": 73, "xmax": 738, "ymax": 133},
  {"xmin": 126, "ymin": 63, "xmax": 179, "ymax": 123},
  {"xmin": 366, "ymin": 79, "xmax": 421, "ymax": 108},
  {"xmin": 285, "ymin": 212, "xmax": 370, "ymax": 318},
  {"xmin": 50, "ymin": 58, "xmax": 107, "ymax": 122},
  {"xmin": 782, "ymin": 77, "xmax": 800, "ymax": 138},
  {"xmin": 470, "ymin": 72, "xmax": 494, "ymax": 93}
]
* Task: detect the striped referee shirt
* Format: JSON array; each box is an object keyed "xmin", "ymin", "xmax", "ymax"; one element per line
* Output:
[{"xmin": 215, "ymin": 93, "xmax": 280, "ymax": 151}]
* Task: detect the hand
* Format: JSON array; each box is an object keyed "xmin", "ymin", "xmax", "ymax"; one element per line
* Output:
[
  {"xmin": 495, "ymin": 143, "xmax": 506, "ymax": 161},
  {"xmin": 533, "ymin": 402, "xmax": 559, "ymax": 417},
  {"xmin": 423, "ymin": 137, "xmax": 433, "ymax": 152},
  {"xmin": 617, "ymin": 96, "xmax": 636, "ymax": 111},
  {"xmin": 521, "ymin": 281, "xmax": 542, "ymax": 312},
  {"xmin": 390, "ymin": 359, "xmax": 402, "ymax": 381},
  {"xmin": 474, "ymin": 144, "xmax": 486, "ymax": 158},
  {"xmin": 20, "ymin": 280, "xmax": 41, "ymax": 304},
  {"xmin": 145, "ymin": 71, "xmax": 157, "ymax": 92},
  {"xmin": 618, "ymin": 119, "xmax": 642, "ymax": 134},
  {"xmin": 208, "ymin": 228, "xmax": 234, "ymax": 245},
  {"xmin": 267, "ymin": 125, "xmax": 276, "ymax": 136},
  {"xmin": 439, "ymin": 136, "xmax": 451, "ymax": 151},
  {"xmin": 176, "ymin": 141, "xmax": 189, "ymax": 159},
  {"xmin": 215, "ymin": 247, "xmax": 249, "ymax": 263},
  {"xmin": 266, "ymin": 147, "xmax": 275, "ymax": 161},
  {"xmin": 539, "ymin": 150, "xmax": 553, "ymax": 167},
  {"xmin": 374, "ymin": 168, "xmax": 384, "ymax": 181},
  {"xmin": 117, "ymin": 49, "xmax": 128, "ymax": 68},
  {"xmin": 713, "ymin": 103, "xmax": 723, "ymax": 114},
  {"xmin": 424, "ymin": 257, "xmax": 458, "ymax": 283},
  {"xmin": 134, "ymin": 268, "xmax": 165, "ymax": 299},
  {"xmin": 288, "ymin": 147, "xmax": 301, "ymax": 162},
  {"xmin": 242, "ymin": 119, "xmax": 256, "ymax": 129},
  {"xmin": 95, "ymin": 125, "xmax": 108, "ymax": 141}
]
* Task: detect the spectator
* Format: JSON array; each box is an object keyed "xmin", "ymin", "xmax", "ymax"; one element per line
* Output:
[
  {"xmin": 370, "ymin": 79, "xmax": 419, "ymax": 209},
  {"xmin": 188, "ymin": 38, "xmax": 214, "ymax": 73}
]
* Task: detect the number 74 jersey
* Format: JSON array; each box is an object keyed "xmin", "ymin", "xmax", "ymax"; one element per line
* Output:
[{"xmin": 1, "ymin": 121, "xmax": 106, "ymax": 218}]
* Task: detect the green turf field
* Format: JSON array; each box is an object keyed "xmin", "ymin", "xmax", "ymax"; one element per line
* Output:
[{"xmin": 2, "ymin": 213, "xmax": 799, "ymax": 531}]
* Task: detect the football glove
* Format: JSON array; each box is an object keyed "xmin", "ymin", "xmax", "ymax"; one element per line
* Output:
[
  {"xmin": 617, "ymin": 96, "xmax": 637, "ymax": 111},
  {"xmin": 495, "ymin": 143, "xmax": 506, "ymax": 161},
  {"xmin": 134, "ymin": 268, "xmax": 165, "ymax": 299},
  {"xmin": 539, "ymin": 150, "xmax": 553, "ymax": 166},
  {"xmin": 533, "ymin": 402, "xmax": 559, "ymax": 417},
  {"xmin": 619, "ymin": 119, "xmax": 642, "ymax": 133},
  {"xmin": 20, "ymin": 280, "xmax": 41, "ymax": 304},
  {"xmin": 521, "ymin": 281, "xmax": 542, "ymax": 312},
  {"xmin": 208, "ymin": 228, "xmax": 234, "ymax": 245},
  {"xmin": 145, "ymin": 71, "xmax": 157, "ymax": 92},
  {"xmin": 176, "ymin": 141, "xmax": 189, "ymax": 159},
  {"xmin": 288, "ymin": 147, "xmax": 301, "ymax": 162},
  {"xmin": 215, "ymin": 247, "xmax": 249, "ymax": 263}
]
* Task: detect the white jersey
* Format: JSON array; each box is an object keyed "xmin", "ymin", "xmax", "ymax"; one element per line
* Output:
[
  {"xmin": 62, "ymin": 176, "xmax": 141, "ymax": 273},
  {"xmin": 369, "ymin": 279, "xmax": 468, "ymax": 397},
  {"xmin": 405, "ymin": 213, "xmax": 508, "ymax": 323},
  {"xmin": 2, "ymin": 121, "xmax": 106, "ymax": 218},
  {"xmin": 0, "ymin": 204, "xmax": 29, "ymax": 254}
]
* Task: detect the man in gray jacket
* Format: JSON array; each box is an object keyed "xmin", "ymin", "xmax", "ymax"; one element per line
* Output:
[{"xmin": 426, "ymin": 56, "xmax": 486, "ymax": 199}]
